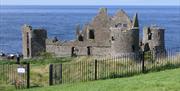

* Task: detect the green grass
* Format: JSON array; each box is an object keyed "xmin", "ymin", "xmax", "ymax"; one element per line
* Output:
[
  {"xmin": 0, "ymin": 84, "xmax": 16, "ymax": 91},
  {"xmin": 0, "ymin": 56, "xmax": 94, "ymax": 88},
  {"xmin": 20, "ymin": 68, "xmax": 180, "ymax": 91},
  {"xmin": 1, "ymin": 55, "xmax": 180, "ymax": 91}
]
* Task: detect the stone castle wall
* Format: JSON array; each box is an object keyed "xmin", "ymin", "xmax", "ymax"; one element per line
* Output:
[
  {"xmin": 21, "ymin": 8, "xmax": 166, "ymax": 58},
  {"xmin": 111, "ymin": 28, "xmax": 139, "ymax": 56},
  {"xmin": 46, "ymin": 44, "xmax": 72, "ymax": 57},
  {"xmin": 142, "ymin": 26, "xmax": 166, "ymax": 58},
  {"xmin": 46, "ymin": 40, "xmax": 111, "ymax": 57},
  {"xmin": 22, "ymin": 25, "xmax": 32, "ymax": 59},
  {"xmin": 22, "ymin": 25, "xmax": 47, "ymax": 59},
  {"xmin": 31, "ymin": 29, "xmax": 47, "ymax": 57},
  {"xmin": 143, "ymin": 26, "xmax": 165, "ymax": 51}
]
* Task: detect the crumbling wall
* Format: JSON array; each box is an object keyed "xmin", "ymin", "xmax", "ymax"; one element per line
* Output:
[
  {"xmin": 46, "ymin": 44, "xmax": 72, "ymax": 57},
  {"xmin": 142, "ymin": 26, "xmax": 166, "ymax": 58},
  {"xmin": 143, "ymin": 26, "xmax": 165, "ymax": 51},
  {"xmin": 111, "ymin": 29, "xmax": 139, "ymax": 56},
  {"xmin": 22, "ymin": 24, "xmax": 47, "ymax": 59}
]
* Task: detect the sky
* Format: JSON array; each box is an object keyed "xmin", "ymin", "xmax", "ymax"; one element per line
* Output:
[{"xmin": 0, "ymin": 0, "xmax": 180, "ymax": 6}]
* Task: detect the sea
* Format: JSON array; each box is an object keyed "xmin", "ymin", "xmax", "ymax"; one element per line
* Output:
[{"xmin": 0, "ymin": 6, "xmax": 180, "ymax": 53}]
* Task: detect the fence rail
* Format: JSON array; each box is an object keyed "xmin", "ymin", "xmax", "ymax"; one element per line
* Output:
[{"xmin": 50, "ymin": 48, "xmax": 180, "ymax": 85}]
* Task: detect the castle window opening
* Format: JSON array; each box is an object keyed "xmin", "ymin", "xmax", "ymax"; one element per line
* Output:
[
  {"xmin": 123, "ymin": 24, "xmax": 127, "ymax": 27},
  {"xmin": 26, "ymin": 32, "xmax": 30, "ymax": 57},
  {"xmin": 148, "ymin": 33, "xmax": 152, "ymax": 40},
  {"xmin": 158, "ymin": 31, "xmax": 160, "ymax": 36},
  {"xmin": 147, "ymin": 28, "xmax": 151, "ymax": 34},
  {"xmin": 115, "ymin": 23, "xmax": 122, "ymax": 27},
  {"xmin": 132, "ymin": 45, "xmax": 135, "ymax": 52},
  {"xmin": 27, "ymin": 48, "xmax": 30, "ymax": 57},
  {"xmin": 26, "ymin": 32, "xmax": 29, "ymax": 46},
  {"xmin": 78, "ymin": 35, "xmax": 83, "ymax": 41},
  {"xmin": 112, "ymin": 36, "xmax": 115, "ymax": 41},
  {"xmin": 71, "ymin": 47, "xmax": 75, "ymax": 57},
  {"xmin": 87, "ymin": 46, "xmax": 91, "ymax": 56},
  {"xmin": 89, "ymin": 29, "xmax": 95, "ymax": 39}
]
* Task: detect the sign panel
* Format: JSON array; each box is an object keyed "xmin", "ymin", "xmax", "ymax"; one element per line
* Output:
[{"xmin": 17, "ymin": 68, "xmax": 26, "ymax": 73}]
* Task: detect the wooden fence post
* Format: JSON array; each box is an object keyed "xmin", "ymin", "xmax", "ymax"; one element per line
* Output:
[
  {"xmin": 26, "ymin": 63, "xmax": 30, "ymax": 88},
  {"xmin": 95, "ymin": 59, "xmax": 97, "ymax": 80},
  {"xmin": 59, "ymin": 64, "xmax": 62, "ymax": 84},
  {"xmin": 49, "ymin": 64, "xmax": 53, "ymax": 86},
  {"xmin": 142, "ymin": 52, "xmax": 145, "ymax": 73}
]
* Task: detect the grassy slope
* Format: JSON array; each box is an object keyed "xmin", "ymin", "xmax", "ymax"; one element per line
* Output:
[{"xmin": 21, "ymin": 68, "xmax": 180, "ymax": 91}]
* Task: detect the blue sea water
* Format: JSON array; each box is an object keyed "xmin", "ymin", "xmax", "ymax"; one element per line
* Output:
[{"xmin": 0, "ymin": 6, "xmax": 180, "ymax": 53}]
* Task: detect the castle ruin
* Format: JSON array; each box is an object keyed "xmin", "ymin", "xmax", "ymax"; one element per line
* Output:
[
  {"xmin": 22, "ymin": 8, "xmax": 166, "ymax": 58},
  {"xmin": 22, "ymin": 25, "xmax": 47, "ymax": 59}
]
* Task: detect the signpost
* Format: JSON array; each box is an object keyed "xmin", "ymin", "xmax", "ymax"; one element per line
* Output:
[{"xmin": 16, "ymin": 63, "xmax": 30, "ymax": 88}]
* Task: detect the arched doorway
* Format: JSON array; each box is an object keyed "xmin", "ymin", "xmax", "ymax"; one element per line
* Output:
[{"xmin": 144, "ymin": 43, "xmax": 150, "ymax": 52}]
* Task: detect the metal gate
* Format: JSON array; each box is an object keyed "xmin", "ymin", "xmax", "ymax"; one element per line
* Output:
[{"xmin": 0, "ymin": 63, "xmax": 30, "ymax": 89}]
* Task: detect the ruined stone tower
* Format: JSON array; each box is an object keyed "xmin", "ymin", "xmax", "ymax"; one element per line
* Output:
[
  {"xmin": 142, "ymin": 25, "xmax": 166, "ymax": 57},
  {"xmin": 22, "ymin": 24, "xmax": 47, "ymax": 59},
  {"xmin": 111, "ymin": 11, "xmax": 139, "ymax": 56}
]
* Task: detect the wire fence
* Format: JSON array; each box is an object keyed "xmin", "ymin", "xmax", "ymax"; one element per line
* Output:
[
  {"xmin": 49, "ymin": 48, "xmax": 180, "ymax": 85},
  {"xmin": 0, "ymin": 63, "xmax": 30, "ymax": 89},
  {"xmin": 0, "ymin": 48, "xmax": 180, "ymax": 88}
]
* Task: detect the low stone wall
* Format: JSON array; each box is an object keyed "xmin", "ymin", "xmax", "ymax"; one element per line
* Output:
[
  {"xmin": 92, "ymin": 47, "xmax": 111, "ymax": 56},
  {"xmin": 46, "ymin": 44, "xmax": 111, "ymax": 57},
  {"xmin": 46, "ymin": 44, "xmax": 72, "ymax": 57}
]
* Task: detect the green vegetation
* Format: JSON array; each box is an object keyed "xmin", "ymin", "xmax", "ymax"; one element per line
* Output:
[
  {"xmin": 0, "ymin": 54, "xmax": 180, "ymax": 91},
  {"xmin": 21, "ymin": 68, "xmax": 180, "ymax": 91},
  {"xmin": 52, "ymin": 54, "xmax": 180, "ymax": 84},
  {"xmin": 24, "ymin": 57, "xmax": 88, "ymax": 87},
  {"xmin": 0, "ymin": 52, "xmax": 73, "ymax": 65},
  {"xmin": 0, "ymin": 56, "xmax": 93, "ymax": 90},
  {"xmin": 0, "ymin": 85, "xmax": 15, "ymax": 91}
]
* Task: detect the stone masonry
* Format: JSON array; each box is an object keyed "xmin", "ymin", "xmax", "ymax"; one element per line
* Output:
[
  {"xmin": 21, "ymin": 8, "xmax": 166, "ymax": 58},
  {"xmin": 22, "ymin": 24, "xmax": 47, "ymax": 59}
]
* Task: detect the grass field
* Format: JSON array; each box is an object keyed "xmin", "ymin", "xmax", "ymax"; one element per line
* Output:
[
  {"xmin": 1, "ymin": 54, "xmax": 180, "ymax": 91},
  {"xmin": 19, "ymin": 68, "xmax": 180, "ymax": 91},
  {"xmin": 0, "ymin": 56, "xmax": 94, "ymax": 90}
]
